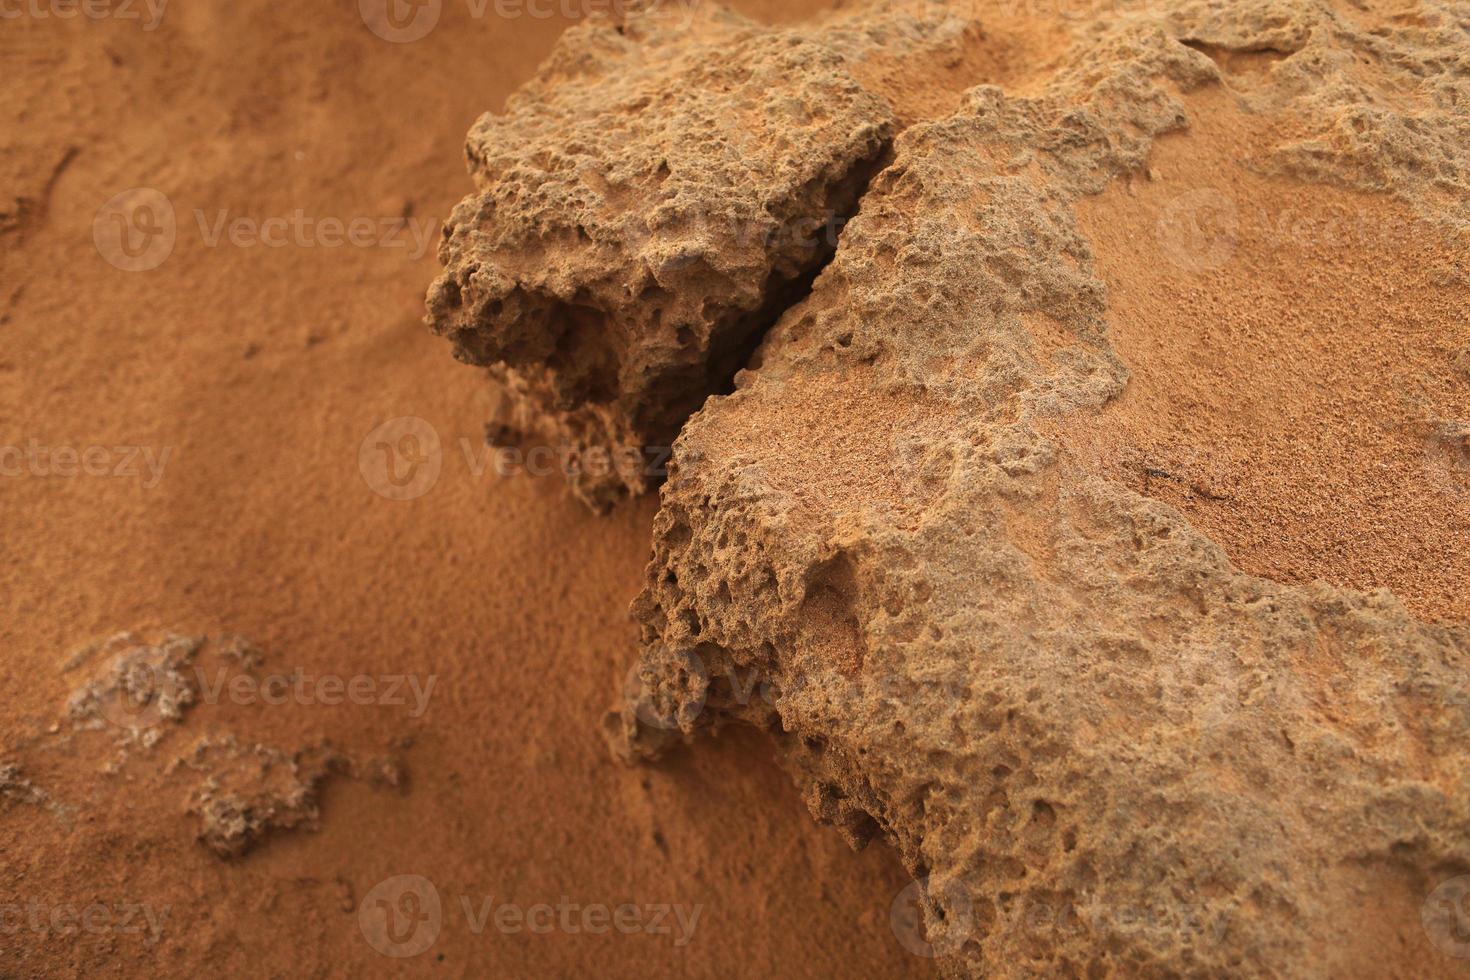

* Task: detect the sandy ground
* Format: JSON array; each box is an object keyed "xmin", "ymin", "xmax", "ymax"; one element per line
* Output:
[
  {"xmin": 0, "ymin": 2, "xmax": 925, "ymax": 976},
  {"xmin": 1063, "ymin": 85, "xmax": 1470, "ymax": 625}
]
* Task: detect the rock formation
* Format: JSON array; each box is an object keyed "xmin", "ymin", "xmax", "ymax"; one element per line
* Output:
[
  {"xmin": 432, "ymin": 1, "xmax": 1470, "ymax": 974},
  {"xmin": 425, "ymin": 5, "xmax": 897, "ymax": 509}
]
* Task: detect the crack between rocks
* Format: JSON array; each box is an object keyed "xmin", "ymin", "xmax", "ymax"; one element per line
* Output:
[{"xmin": 651, "ymin": 140, "xmax": 894, "ymax": 486}]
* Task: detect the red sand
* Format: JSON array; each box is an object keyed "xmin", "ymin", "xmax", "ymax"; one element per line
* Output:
[{"xmin": 0, "ymin": 4, "xmax": 920, "ymax": 976}]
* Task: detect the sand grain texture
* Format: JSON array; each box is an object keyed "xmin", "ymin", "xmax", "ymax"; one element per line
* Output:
[{"xmin": 0, "ymin": 2, "xmax": 922, "ymax": 977}]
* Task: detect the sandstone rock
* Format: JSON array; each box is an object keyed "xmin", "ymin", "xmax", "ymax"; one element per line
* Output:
[
  {"xmin": 425, "ymin": 5, "xmax": 896, "ymax": 509},
  {"xmin": 608, "ymin": 1, "xmax": 1470, "ymax": 976},
  {"xmin": 65, "ymin": 632, "xmax": 204, "ymax": 747},
  {"xmin": 53, "ymin": 633, "xmax": 404, "ymax": 859},
  {"xmin": 425, "ymin": 0, "xmax": 1470, "ymax": 973},
  {"xmin": 0, "ymin": 762, "xmax": 49, "ymax": 811}
]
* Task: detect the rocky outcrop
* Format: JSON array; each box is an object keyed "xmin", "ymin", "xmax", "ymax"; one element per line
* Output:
[
  {"xmin": 429, "ymin": 0, "xmax": 1470, "ymax": 974},
  {"xmin": 179, "ymin": 735, "xmax": 343, "ymax": 859},
  {"xmin": 613, "ymin": 3, "xmax": 1470, "ymax": 976}
]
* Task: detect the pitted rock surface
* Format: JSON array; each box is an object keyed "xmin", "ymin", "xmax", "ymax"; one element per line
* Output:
[
  {"xmin": 426, "ymin": 6, "xmax": 897, "ymax": 509},
  {"xmin": 428, "ymin": 0, "xmax": 1470, "ymax": 974}
]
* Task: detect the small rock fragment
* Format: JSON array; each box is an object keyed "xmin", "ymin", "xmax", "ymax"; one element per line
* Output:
[{"xmin": 177, "ymin": 735, "xmax": 343, "ymax": 859}]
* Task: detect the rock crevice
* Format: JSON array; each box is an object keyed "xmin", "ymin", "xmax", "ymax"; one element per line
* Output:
[{"xmin": 428, "ymin": 1, "xmax": 1470, "ymax": 975}]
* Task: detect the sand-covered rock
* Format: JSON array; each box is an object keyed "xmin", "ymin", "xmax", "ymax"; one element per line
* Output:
[
  {"xmin": 603, "ymin": 2, "xmax": 1470, "ymax": 976},
  {"xmin": 51, "ymin": 632, "xmax": 403, "ymax": 860},
  {"xmin": 178, "ymin": 735, "xmax": 343, "ymax": 859},
  {"xmin": 422, "ymin": 0, "xmax": 1470, "ymax": 973}
]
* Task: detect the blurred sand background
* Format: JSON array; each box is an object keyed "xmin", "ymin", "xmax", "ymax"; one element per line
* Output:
[{"xmin": 0, "ymin": 1, "xmax": 923, "ymax": 975}]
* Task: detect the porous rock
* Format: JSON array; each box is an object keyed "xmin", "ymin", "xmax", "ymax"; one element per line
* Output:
[
  {"xmin": 425, "ymin": 4, "xmax": 896, "ymax": 509},
  {"xmin": 613, "ymin": 2, "xmax": 1470, "ymax": 976},
  {"xmin": 423, "ymin": 0, "xmax": 1470, "ymax": 973}
]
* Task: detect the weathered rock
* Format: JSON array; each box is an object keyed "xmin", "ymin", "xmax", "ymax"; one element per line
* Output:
[
  {"xmin": 0, "ymin": 763, "xmax": 49, "ymax": 811},
  {"xmin": 53, "ymin": 632, "xmax": 403, "ymax": 859},
  {"xmin": 423, "ymin": 0, "xmax": 1470, "ymax": 972},
  {"xmin": 609, "ymin": 1, "xmax": 1470, "ymax": 976},
  {"xmin": 65, "ymin": 631, "xmax": 204, "ymax": 747},
  {"xmin": 425, "ymin": 5, "xmax": 897, "ymax": 509},
  {"xmin": 178, "ymin": 735, "xmax": 342, "ymax": 859}
]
